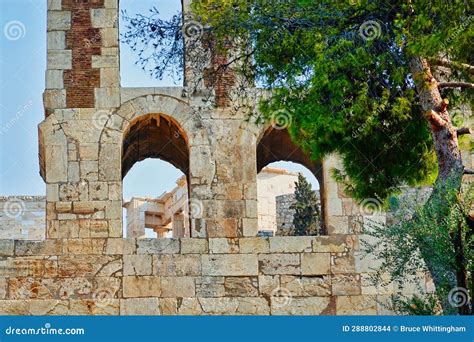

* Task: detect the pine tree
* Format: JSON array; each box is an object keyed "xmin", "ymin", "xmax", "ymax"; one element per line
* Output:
[{"xmin": 291, "ymin": 173, "xmax": 321, "ymax": 236}]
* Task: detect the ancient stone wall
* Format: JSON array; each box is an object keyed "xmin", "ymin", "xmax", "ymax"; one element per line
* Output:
[
  {"xmin": 0, "ymin": 197, "xmax": 45, "ymax": 240},
  {"xmin": 0, "ymin": 0, "xmax": 448, "ymax": 315}
]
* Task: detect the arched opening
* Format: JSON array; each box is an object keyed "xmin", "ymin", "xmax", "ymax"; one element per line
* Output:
[
  {"xmin": 122, "ymin": 113, "xmax": 190, "ymax": 239},
  {"xmin": 256, "ymin": 127, "xmax": 326, "ymax": 235}
]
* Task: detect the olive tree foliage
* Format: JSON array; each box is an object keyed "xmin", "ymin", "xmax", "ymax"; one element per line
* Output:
[
  {"xmin": 121, "ymin": 0, "xmax": 473, "ymax": 202},
  {"xmin": 363, "ymin": 178, "xmax": 473, "ymax": 315}
]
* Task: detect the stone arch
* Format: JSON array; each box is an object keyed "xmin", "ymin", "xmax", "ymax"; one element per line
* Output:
[
  {"xmin": 256, "ymin": 126, "xmax": 326, "ymax": 233},
  {"xmin": 97, "ymin": 94, "xmax": 213, "ymax": 237}
]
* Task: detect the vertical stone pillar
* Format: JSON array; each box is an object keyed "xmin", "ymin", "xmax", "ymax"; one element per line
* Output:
[{"xmin": 41, "ymin": 0, "xmax": 122, "ymax": 239}]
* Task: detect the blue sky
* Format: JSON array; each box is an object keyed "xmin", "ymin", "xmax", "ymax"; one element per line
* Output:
[{"xmin": 0, "ymin": 0, "xmax": 318, "ymax": 201}]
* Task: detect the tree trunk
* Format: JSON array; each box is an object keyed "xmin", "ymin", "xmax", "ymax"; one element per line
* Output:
[{"xmin": 409, "ymin": 57, "xmax": 468, "ymax": 314}]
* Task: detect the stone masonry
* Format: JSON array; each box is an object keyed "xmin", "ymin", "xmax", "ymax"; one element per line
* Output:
[{"xmin": 0, "ymin": 0, "xmax": 461, "ymax": 315}]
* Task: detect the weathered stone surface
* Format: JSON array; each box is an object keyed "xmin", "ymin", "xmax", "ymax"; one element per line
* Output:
[
  {"xmin": 269, "ymin": 237, "xmax": 313, "ymax": 253},
  {"xmin": 160, "ymin": 277, "xmax": 195, "ymax": 297},
  {"xmin": 209, "ymin": 238, "xmax": 239, "ymax": 253},
  {"xmin": 120, "ymin": 298, "xmax": 160, "ymax": 315},
  {"xmin": 153, "ymin": 255, "xmax": 201, "ymax": 276},
  {"xmin": 331, "ymin": 253, "xmax": 356, "ymax": 274},
  {"xmin": 123, "ymin": 276, "xmax": 161, "ymax": 298},
  {"xmin": 195, "ymin": 277, "xmax": 225, "ymax": 297},
  {"xmin": 336, "ymin": 295, "xmax": 377, "ymax": 315},
  {"xmin": 224, "ymin": 277, "xmax": 258, "ymax": 297},
  {"xmin": 301, "ymin": 253, "xmax": 331, "ymax": 275},
  {"xmin": 58, "ymin": 256, "xmax": 121, "ymax": 278},
  {"xmin": 202, "ymin": 254, "xmax": 258, "ymax": 276},
  {"xmin": 313, "ymin": 235, "xmax": 354, "ymax": 253},
  {"xmin": 180, "ymin": 238, "xmax": 208, "ymax": 254},
  {"xmin": 239, "ymin": 237, "xmax": 269, "ymax": 254},
  {"xmin": 258, "ymin": 254, "xmax": 300, "ymax": 275},
  {"xmin": 332, "ymin": 274, "xmax": 361, "ymax": 295},
  {"xmin": 280, "ymin": 275, "xmax": 331, "ymax": 297},
  {"xmin": 137, "ymin": 239, "xmax": 180, "ymax": 254},
  {"xmin": 123, "ymin": 255, "xmax": 152, "ymax": 276},
  {"xmin": 0, "ymin": 241, "xmax": 14, "ymax": 256},
  {"xmin": 271, "ymin": 297, "xmax": 332, "ymax": 315}
]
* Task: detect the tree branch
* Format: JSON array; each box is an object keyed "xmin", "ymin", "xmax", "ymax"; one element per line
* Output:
[
  {"xmin": 463, "ymin": 168, "xmax": 474, "ymax": 175},
  {"xmin": 438, "ymin": 82, "xmax": 474, "ymax": 90},
  {"xmin": 457, "ymin": 127, "xmax": 472, "ymax": 136},
  {"xmin": 430, "ymin": 58, "xmax": 474, "ymax": 75}
]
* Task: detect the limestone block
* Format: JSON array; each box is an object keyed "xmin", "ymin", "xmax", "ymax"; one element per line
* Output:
[
  {"xmin": 332, "ymin": 274, "xmax": 361, "ymax": 295},
  {"xmin": 47, "ymin": 50, "xmax": 72, "ymax": 69},
  {"xmin": 336, "ymin": 295, "xmax": 377, "ymax": 315},
  {"xmin": 195, "ymin": 277, "xmax": 225, "ymax": 297},
  {"xmin": 159, "ymin": 298, "xmax": 178, "ymax": 315},
  {"xmin": 331, "ymin": 253, "xmax": 356, "ymax": 274},
  {"xmin": 47, "ymin": 10, "xmax": 71, "ymax": 30},
  {"xmin": 153, "ymin": 255, "xmax": 201, "ymax": 276},
  {"xmin": 180, "ymin": 238, "xmax": 208, "ymax": 254},
  {"xmin": 202, "ymin": 254, "xmax": 258, "ymax": 276},
  {"xmin": 242, "ymin": 218, "xmax": 258, "ymax": 237},
  {"xmin": 47, "ymin": 0, "xmax": 61, "ymax": 10},
  {"xmin": 258, "ymin": 254, "xmax": 300, "ymax": 275},
  {"xmin": 0, "ymin": 300, "xmax": 69, "ymax": 315},
  {"xmin": 62, "ymin": 238, "xmax": 106, "ymax": 254},
  {"xmin": 239, "ymin": 237, "xmax": 269, "ymax": 254},
  {"xmin": 90, "ymin": 9, "xmax": 117, "ymax": 28},
  {"xmin": 0, "ymin": 278, "xmax": 6, "ymax": 299},
  {"xmin": 58, "ymin": 255, "xmax": 121, "ymax": 278},
  {"xmin": 301, "ymin": 253, "xmax": 331, "ymax": 275},
  {"xmin": 224, "ymin": 277, "xmax": 258, "ymax": 297},
  {"xmin": 326, "ymin": 216, "xmax": 350, "ymax": 235},
  {"xmin": 45, "ymin": 70, "xmax": 63, "ymax": 89},
  {"xmin": 92, "ymin": 55, "xmax": 119, "ymax": 68},
  {"xmin": 209, "ymin": 238, "xmax": 239, "ymax": 253},
  {"xmin": 123, "ymin": 276, "xmax": 161, "ymax": 298},
  {"xmin": 100, "ymin": 68, "xmax": 120, "ymax": 88},
  {"xmin": 161, "ymin": 277, "xmax": 195, "ymax": 297},
  {"xmin": 0, "ymin": 241, "xmax": 14, "ymax": 256},
  {"xmin": 123, "ymin": 255, "xmax": 152, "ymax": 276},
  {"xmin": 280, "ymin": 275, "xmax": 331, "ymax": 297},
  {"xmin": 105, "ymin": 238, "xmax": 136, "ymax": 255},
  {"xmin": 69, "ymin": 299, "xmax": 119, "ymax": 315},
  {"xmin": 120, "ymin": 298, "xmax": 160, "ymax": 315},
  {"xmin": 198, "ymin": 297, "xmax": 270, "ymax": 315},
  {"xmin": 44, "ymin": 89, "xmax": 66, "ymax": 108},
  {"xmin": 94, "ymin": 87, "xmax": 120, "ymax": 108},
  {"xmin": 98, "ymin": 143, "xmax": 121, "ymax": 181},
  {"xmin": 137, "ymin": 239, "xmax": 180, "ymax": 254},
  {"xmin": 269, "ymin": 237, "xmax": 313, "ymax": 253},
  {"xmin": 15, "ymin": 240, "xmax": 62, "ymax": 256},
  {"xmin": 271, "ymin": 297, "xmax": 332, "ymax": 315},
  {"xmin": 258, "ymin": 275, "xmax": 279, "ymax": 296},
  {"xmin": 100, "ymin": 28, "xmax": 118, "ymax": 47},
  {"xmin": 47, "ymin": 31, "xmax": 65, "ymax": 50},
  {"xmin": 45, "ymin": 145, "xmax": 67, "ymax": 183},
  {"xmin": 313, "ymin": 235, "xmax": 354, "ymax": 253}
]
